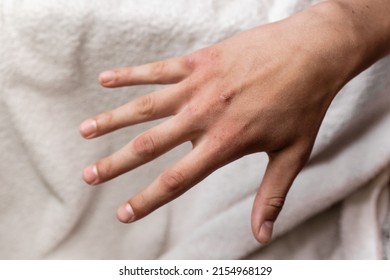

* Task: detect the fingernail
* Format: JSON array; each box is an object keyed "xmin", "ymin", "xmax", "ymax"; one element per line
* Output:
[
  {"xmin": 83, "ymin": 165, "xmax": 99, "ymax": 185},
  {"xmin": 117, "ymin": 203, "xmax": 135, "ymax": 223},
  {"xmin": 80, "ymin": 119, "xmax": 97, "ymax": 138},
  {"xmin": 99, "ymin": 71, "xmax": 116, "ymax": 83},
  {"xmin": 259, "ymin": 221, "xmax": 274, "ymax": 245}
]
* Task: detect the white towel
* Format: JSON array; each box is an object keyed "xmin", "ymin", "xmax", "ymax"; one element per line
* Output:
[{"xmin": 1, "ymin": 0, "xmax": 389, "ymax": 259}]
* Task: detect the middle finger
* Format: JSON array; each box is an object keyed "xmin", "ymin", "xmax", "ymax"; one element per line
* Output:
[{"xmin": 82, "ymin": 115, "xmax": 196, "ymax": 185}]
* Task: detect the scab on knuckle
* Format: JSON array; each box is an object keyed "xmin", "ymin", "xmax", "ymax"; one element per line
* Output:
[
  {"xmin": 133, "ymin": 134, "xmax": 157, "ymax": 158},
  {"xmin": 159, "ymin": 170, "xmax": 185, "ymax": 193},
  {"xmin": 219, "ymin": 91, "xmax": 234, "ymax": 104}
]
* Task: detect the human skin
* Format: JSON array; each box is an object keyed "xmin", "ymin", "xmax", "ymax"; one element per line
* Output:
[{"xmin": 80, "ymin": 0, "xmax": 390, "ymax": 244}]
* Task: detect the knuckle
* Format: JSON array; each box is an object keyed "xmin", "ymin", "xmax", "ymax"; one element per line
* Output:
[
  {"xmin": 207, "ymin": 49, "xmax": 221, "ymax": 61},
  {"xmin": 264, "ymin": 196, "xmax": 285, "ymax": 211},
  {"xmin": 195, "ymin": 47, "xmax": 221, "ymax": 65},
  {"xmin": 151, "ymin": 61, "xmax": 166, "ymax": 78},
  {"xmin": 159, "ymin": 169, "xmax": 186, "ymax": 194},
  {"xmin": 132, "ymin": 134, "xmax": 157, "ymax": 158},
  {"xmin": 136, "ymin": 94, "xmax": 155, "ymax": 118},
  {"xmin": 181, "ymin": 55, "xmax": 197, "ymax": 71}
]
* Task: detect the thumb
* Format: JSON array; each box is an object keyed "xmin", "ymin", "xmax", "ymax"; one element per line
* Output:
[{"xmin": 251, "ymin": 148, "xmax": 308, "ymax": 245}]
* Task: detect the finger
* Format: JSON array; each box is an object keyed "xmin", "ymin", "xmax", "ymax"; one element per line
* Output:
[
  {"xmin": 116, "ymin": 142, "xmax": 221, "ymax": 223},
  {"xmin": 99, "ymin": 56, "xmax": 194, "ymax": 87},
  {"xmin": 79, "ymin": 85, "xmax": 184, "ymax": 139},
  {"xmin": 82, "ymin": 115, "xmax": 195, "ymax": 185},
  {"xmin": 251, "ymin": 148, "xmax": 308, "ymax": 245}
]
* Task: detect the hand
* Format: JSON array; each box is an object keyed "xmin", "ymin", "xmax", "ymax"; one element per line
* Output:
[{"xmin": 80, "ymin": 2, "xmax": 377, "ymax": 244}]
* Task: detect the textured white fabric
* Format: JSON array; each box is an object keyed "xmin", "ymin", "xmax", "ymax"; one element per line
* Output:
[
  {"xmin": 340, "ymin": 168, "xmax": 389, "ymax": 259},
  {"xmin": 1, "ymin": 0, "xmax": 389, "ymax": 259}
]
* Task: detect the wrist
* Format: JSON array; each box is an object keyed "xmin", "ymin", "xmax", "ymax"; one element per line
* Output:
[
  {"xmin": 283, "ymin": 0, "xmax": 390, "ymax": 93},
  {"xmin": 308, "ymin": 1, "xmax": 390, "ymax": 75},
  {"xmin": 277, "ymin": 2, "xmax": 364, "ymax": 97}
]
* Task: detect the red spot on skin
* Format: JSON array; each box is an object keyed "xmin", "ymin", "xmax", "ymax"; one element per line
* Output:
[
  {"xmin": 220, "ymin": 93, "xmax": 232, "ymax": 103},
  {"xmin": 183, "ymin": 56, "xmax": 196, "ymax": 71},
  {"xmin": 208, "ymin": 50, "xmax": 220, "ymax": 61}
]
